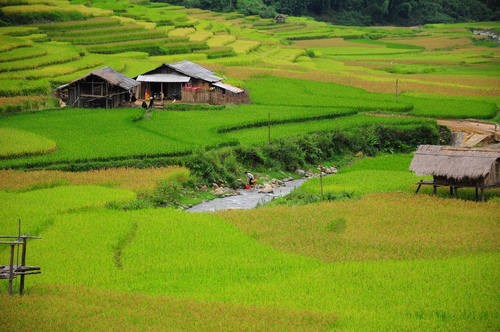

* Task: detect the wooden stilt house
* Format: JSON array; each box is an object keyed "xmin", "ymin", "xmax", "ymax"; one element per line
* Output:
[
  {"xmin": 135, "ymin": 60, "xmax": 249, "ymax": 105},
  {"xmin": 275, "ymin": 14, "xmax": 287, "ymax": 23},
  {"xmin": 56, "ymin": 67, "xmax": 139, "ymax": 108},
  {"xmin": 410, "ymin": 145, "xmax": 500, "ymax": 201}
]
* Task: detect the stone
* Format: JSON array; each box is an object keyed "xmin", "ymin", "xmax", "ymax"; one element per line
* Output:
[
  {"xmin": 296, "ymin": 169, "xmax": 306, "ymax": 176},
  {"xmin": 259, "ymin": 185, "xmax": 274, "ymax": 193}
]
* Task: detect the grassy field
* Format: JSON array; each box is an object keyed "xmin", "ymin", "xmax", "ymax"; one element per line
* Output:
[
  {"xmin": 0, "ymin": 0, "xmax": 499, "ymax": 330},
  {"xmin": 0, "ymin": 169, "xmax": 498, "ymax": 330}
]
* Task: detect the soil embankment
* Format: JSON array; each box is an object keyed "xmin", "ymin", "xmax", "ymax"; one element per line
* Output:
[{"xmin": 437, "ymin": 119, "xmax": 499, "ymax": 147}]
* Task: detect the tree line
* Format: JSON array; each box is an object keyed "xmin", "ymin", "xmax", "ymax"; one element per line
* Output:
[{"xmin": 153, "ymin": 0, "xmax": 499, "ymax": 26}]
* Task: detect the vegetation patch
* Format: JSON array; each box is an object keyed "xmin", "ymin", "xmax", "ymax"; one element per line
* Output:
[{"xmin": 0, "ymin": 128, "xmax": 56, "ymax": 159}]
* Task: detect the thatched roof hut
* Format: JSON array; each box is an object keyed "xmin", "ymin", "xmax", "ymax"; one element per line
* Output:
[
  {"xmin": 410, "ymin": 145, "xmax": 500, "ymax": 201},
  {"xmin": 275, "ymin": 14, "xmax": 287, "ymax": 23}
]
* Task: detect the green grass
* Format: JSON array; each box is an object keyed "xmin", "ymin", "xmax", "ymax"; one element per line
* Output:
[
  {"xmin": 0, "ymin": 184, "xmax": 497, "ymax": 331},
  {"xmin": 0, "ymin": 102, "xmax": 437, "ymax": 170},
  {"xmin": 0, "ymin": 3, "xmax": 498, "ymax": 330},
  {"xmin": 0, "ymin": 128, "xmax": 56, "ymax": 159},
  {"xmin": 0, "ymin": 42, "xmax": 80, "ymax": 73}
]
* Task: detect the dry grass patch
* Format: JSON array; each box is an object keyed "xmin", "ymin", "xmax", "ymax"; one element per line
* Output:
[
  {"xmin": 0, "ymin": 284, "xmax": 336, "ymax": 331},
  {"xmin": 0, "ymin": 166, "xmax": 189, "ymax": 192},
  {"xmin": 293, "ymin": 38, "xmax": 383, "ymax": 48},
  {"xmin": 381, "ymin": 35, "xmax": 473, "ymax": 50}
]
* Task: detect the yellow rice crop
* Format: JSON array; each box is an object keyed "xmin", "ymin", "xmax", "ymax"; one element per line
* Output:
[
  {"xmin": 217, "ymin": 192, "xmax": 500, "ymax": 262},
  {"xmin": 292, "ymin": 38, "xmax": 382, "ymax": 48},
  {"xmin": 168, "ymin": 28, "xmax": 195, "ymax": 37},
  {"xmin": 0, "ymin": 166, "xmax": 190, "ymax": 192},
  {"xmin": 207, "ymin": 35, "xmax": 236, "ymax": 47},
  {"xmin": 0, "ymin": 36, "xmax": 33, "ymax": 52},
  {"xmin": 229, "ymin": 39, "xmax": 260, "ymax": 54},
  {"xmin": 1, "ymin": 4, "xmax": 112, "ymax": 16},
  {"xmin": 0, "ymin": 26, "xmax": 38, "ymax": 36},
  {"xmin": 189, "ymin": 30, "xmax": 213, "ymax": 42},
  {"xmin": 381, "ymin": 35, "xmax": 473, "ymax": 50}
]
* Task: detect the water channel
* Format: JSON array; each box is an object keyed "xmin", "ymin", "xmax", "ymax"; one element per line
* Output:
[{"xmin": 185, "ymin": 178, "xmax": 308, "ymax": 212}]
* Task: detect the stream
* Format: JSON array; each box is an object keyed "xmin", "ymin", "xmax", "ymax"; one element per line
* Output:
[{"xmin": 185, "ymin": 178, "xmax": 308, "ymax": 212}]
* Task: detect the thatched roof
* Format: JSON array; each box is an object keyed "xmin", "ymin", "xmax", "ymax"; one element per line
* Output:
[
  {"xmin": 409, "ymin": 145, "xmax": 500, "ymax": 180},
  {"xmin": 58, "ymin": 66, "xmax": 139, "ymax": 91}
]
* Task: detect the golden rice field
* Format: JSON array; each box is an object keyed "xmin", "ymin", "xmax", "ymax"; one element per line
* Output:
[
  {"xmin": 380, "ymin": 35, "xmax": 474, "ymax": 50},
  {"xmin": 216, "ymin": 192, "xmax": 500, "ymax": 262},
  {"xmin": 0, "ymin": 166, "xmax": 189, "ymax": 192},
  {"xmin": 0, "ymin": 1, "xmax": 499, "ymax": 330}
]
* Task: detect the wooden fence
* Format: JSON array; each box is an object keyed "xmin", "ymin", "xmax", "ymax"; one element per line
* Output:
[{"xmin": 181, "ymin": 88, "xmax": 250, "ymax": 105}]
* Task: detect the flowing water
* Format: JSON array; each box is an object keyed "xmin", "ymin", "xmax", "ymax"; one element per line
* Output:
[{"xmin": 185, "ymin": 178, "xmax": 308, "ymax": 212}]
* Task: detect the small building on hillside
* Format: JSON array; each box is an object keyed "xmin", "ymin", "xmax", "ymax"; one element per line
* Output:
[
  {"xmin": 135, "ymin": 60, "xmax": 249, "ymax": 105},
  {"xmin": 409, "ymin": 144, "xmax": 500, "ymax": 201},
  {"xmin": 56, "ymin": 67, "xmax": 139, "ymax": 108},
  {"xmin": 275, "ymin": 14, "xmax": 287, "ymax": 23}
]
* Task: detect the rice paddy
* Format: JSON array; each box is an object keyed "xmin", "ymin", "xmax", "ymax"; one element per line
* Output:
[{"xmin": 0, "ymin": 1, "xmax": 498, "ymax": 330}]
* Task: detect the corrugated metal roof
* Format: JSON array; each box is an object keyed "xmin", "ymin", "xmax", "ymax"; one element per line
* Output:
[
  {"xmin": 167, "ymin": 60, "xmax": 222, "ymax": 83},
  {"xmin": 213, "ymin": 82, "xmax": 244, "ymax": 94},
  {"xmin": 136, "ymin": 73, "xmax": 190, "ymax": 83},
  {"xmin": 57, "ymin": 66, "xmax": 139, "ymax": 90}
]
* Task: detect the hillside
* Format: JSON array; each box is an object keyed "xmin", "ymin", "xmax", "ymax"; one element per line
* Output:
[
  {"xmin": 155, "ymin": 0, "xmax": 500, "ymax": 26},
  {"xmin": 0, "ymin": 1, "xmax": 499, "ymax": 331}
]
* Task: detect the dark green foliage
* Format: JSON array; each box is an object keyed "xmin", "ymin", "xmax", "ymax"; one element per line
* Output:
[
  {"xmin": 0, "ymin": 11, "xmax": 86, "ymax": 26},
  {"xmin": 152, "ymin": 0, "xmax": 496, "ymax": 26},
  {"xmin": 234, "ymin": 146, "xmax": 266, "ymax": 168}
]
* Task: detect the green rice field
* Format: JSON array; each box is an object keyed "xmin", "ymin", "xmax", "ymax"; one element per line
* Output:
[{"xmin": 0, "ymin": 0, "xmax": 499, "ymax": 330}]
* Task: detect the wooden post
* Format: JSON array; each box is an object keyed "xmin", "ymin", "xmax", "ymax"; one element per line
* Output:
[
  {"xmin": 8, "ymin": 244, "xmax": 14, "ymax": 295},
  {"xmin": 19, "ymin": 236, "xmax": 27, "ymax": 295},
  {"xmin": 449, "ymin": 186, "xmax": 453, "ymax": 197},
  {"xmin": 433, "ymin": 185, "xmax": 437, "ymax": 196},
  {"xmin": 475, "ymin": 187, "xmax": 479, "ymax": 202},
  {"xmin": 395, "ymin": 79, "xmax": 399, "ymax": 102},
  {"xmin": 415, "ymin": 180, "xmax": 422, "ymax": 193},
  {"xmin": 320, "ymin": 163, "xmax": 324, "ymax": 201},
  {"xmin": 268, "ymin": 113, "xmax": 271, "ymax": 144}
]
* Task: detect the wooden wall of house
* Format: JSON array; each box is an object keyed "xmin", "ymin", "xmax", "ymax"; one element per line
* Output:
[
  {"xmin": 486, "ymin": 160, "xmax": 500, "ymax": 186},
  {"xmin": 181, "ymin": 89, "xmax": 250, "ymax": 105}
]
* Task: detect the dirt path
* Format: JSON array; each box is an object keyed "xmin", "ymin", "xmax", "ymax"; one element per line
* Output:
[{"xmin": 436, "ymin": 119, "xmax": 496, "ymax": 136}]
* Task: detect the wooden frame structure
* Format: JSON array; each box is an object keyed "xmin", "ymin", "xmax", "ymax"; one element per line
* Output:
[
  {"xmin": 56, "ymin": 67, "xmax": 139, "ymax": 108},
  {"xmin": 410, "ymin": 145, "xmax": 500, "ymax": 202},
  {"xmin": 0, "ymin": 234, "xmax": 41, "ymax": 295},
  {"xmin": 135, "ymin": 60, "xmax": 250, "ymax": 105}
]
